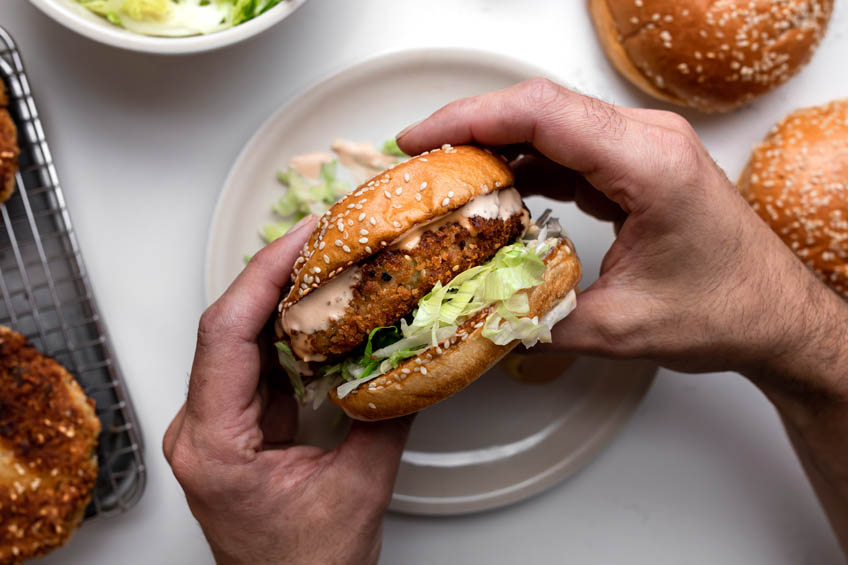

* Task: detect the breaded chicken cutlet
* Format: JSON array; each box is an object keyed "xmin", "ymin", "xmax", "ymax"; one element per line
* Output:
[
  {"xmin": 296, "ymin": 213, "xmax": 527, "ymax": 360},
  {"xmin": 0, "ymin": 81, "xmax": 18, "ymax": 205},
  {"xmin": 0, "ymin": 326, "xmax": 100, "ymax": 564}
]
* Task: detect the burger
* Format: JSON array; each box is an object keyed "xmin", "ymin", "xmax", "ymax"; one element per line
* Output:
[{"xmin": 274, "ymin": 145, "xmax": 581, "ymax": 421}]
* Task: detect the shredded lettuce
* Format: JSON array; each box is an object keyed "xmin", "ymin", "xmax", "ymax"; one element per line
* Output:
[
  {"xmin": 262, "ymin": 160, "xmax": 349, "ymax": 244},
  {"xmin": 75, "ymin": 0, "xmax": 282, "ymax": 36},
  {"xmin": 231, "ymin": 0, "xmax": 282, "ymax": 25},
  {"xmin": 381, "ymin": 138, "xmax": 407, "ymax": 157},
  {"xmin": 321, "ymin": 240, "xmax": 557, "ymax": 399}
]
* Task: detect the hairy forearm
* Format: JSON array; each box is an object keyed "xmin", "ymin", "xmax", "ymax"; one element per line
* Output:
[{"xmin": 745, "ymin": 270, "xmax": 848, "ymax": 554}]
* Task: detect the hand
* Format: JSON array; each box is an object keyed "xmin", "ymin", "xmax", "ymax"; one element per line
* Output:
[
  {"xmin": 162, "ymin": 218, "xmax": 413, "ymax": 565},
  {"xmin": 399, "ymin": 79, "xmax": 848, "ymax": 555},
  {"xmin": 397, "ymin": 78, "xmax": 841, "ymax": 376}
]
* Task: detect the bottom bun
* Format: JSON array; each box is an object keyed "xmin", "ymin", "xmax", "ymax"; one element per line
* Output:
[{"xmin": 330, "ymin": 239, "xmax": 582, "ymax": 421}]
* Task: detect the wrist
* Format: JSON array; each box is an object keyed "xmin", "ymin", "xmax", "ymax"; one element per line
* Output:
[{"xmin": 743, "ymin": 266, "xmax": 848, "ymax": 411}]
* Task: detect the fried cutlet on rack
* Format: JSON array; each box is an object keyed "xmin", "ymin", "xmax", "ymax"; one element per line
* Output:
[{"xmin": 0, "ymin": 326, "xmax": 100, "ymax": 563}]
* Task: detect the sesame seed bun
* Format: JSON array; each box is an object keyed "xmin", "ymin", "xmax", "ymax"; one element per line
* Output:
[
  {"xmin": 0, "ymin": 326, "xmax": 101, "ymax": 562},
  {"xmin": 589, "ymin": 0, "xmax": 833, "ymax": 113},
  {"xmin": 330, "ymin": 240, "xmax": 581, "ymax": 421},
  {"xmin": 281, "ymin": 145, "xmax": 513, "ymax": 308},
  {"xmin": 738, "ymin": 99, "xmax": 848, "ymax": 298}
]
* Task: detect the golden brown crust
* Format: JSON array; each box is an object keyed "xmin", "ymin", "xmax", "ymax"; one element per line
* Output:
[
  {"xmin": 738, "ymin": 98, "xmax": 848, "ymax": 298},
  {"xmin": 331, "ymin": 240, "xmax": 581, "ymax": 421},
  {"xmin": 0, "ymin": 326, "xmax": 100, "ymax": 563},
  {"xmin": 589, "ymin": 0, "xmax": 833, "ymax": 113},
  {"xmin": 281, "ymin": 145, "xmax": 513, "ymax": 308},
  {"xmin": 0, "ymin": 81, "xmax": 19, "ymax": 204}
]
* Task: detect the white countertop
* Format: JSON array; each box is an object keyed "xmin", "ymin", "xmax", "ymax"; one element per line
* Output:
[{"xmin": 2, "ymin": 1, "xmax": 846, "ymax": 563}]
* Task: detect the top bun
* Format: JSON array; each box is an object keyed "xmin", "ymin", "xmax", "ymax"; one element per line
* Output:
[
  {"xmin": 281, "ymin": 145, "xmax": 513, "ymax": 308},
  {"xmin": 589, "ymin": 0, "xmax": 833, "ymax": 113},
  {"xmin": 738, "ymin": 98, "xmax": 848, "ymax": 298}
]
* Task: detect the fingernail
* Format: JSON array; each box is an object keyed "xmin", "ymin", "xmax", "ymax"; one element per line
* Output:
[
  {"xmin": 395, "ymin": 120, "xmax": 422, "ymax": 141},
  {"xmin": 290, "ymin": 214, "xmax": 315, "ymax": 234}
]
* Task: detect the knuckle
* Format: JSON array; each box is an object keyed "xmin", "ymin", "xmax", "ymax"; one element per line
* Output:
[
  {"xmin": 168, "ymin": 440, "xmax": 200, "ymax": 488},
  {"xmin": 520, "ymin": 77, "xmax": 564, "ymax": 111},
  {"xmin": 659, "ymin": 110, "xmax": 696, "ymax": 136},
  {"xmin": 197, "ymin": 303, "xmax": 229, "ymax": 344},
  {"xmin": 654, "ymin": 127, "xmax": 703, "ymax": 182}
]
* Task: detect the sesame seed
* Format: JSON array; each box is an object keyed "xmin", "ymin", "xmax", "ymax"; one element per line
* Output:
[
  {"xmin": 420, "ymin": 181, "xmax": 427, "ymax": 190},
  {"xmin": 442, "ymin": 197, "xmax": 450, "ymax": 206},
  {"xmin": 384, "ymin": 190, "xmax": 392, "ymax": 199},
  {"xmin": 415, "ymin": 193, "xmax": 422, "ymax": 201},
  {"xmin": 360, "ymin": 229, "xmax": 368, "ymax": 235},
  {"xmin": 369, "ymin": 217, "xmax": 377, "ymax": 225},
  {"xmin": 323, "ymin": 254, "xmax": 330, "ymax": 263},
  {"xmin": 368, "ymin": 403, "xmax": 377, "ymax": 409},
  {"xmin": 393, "ymin": 221, "xmax": 402, "ymax": 228},
  {"xmin": 343, "ymin": 245, "xmax": 351, "ymax": 253},
  {"xmin": 319, "ymin": 241, "xmax": 325, "ymax": 250},
  {"xmin": 359, "ymin": 237, "xmax": 368, "ymax": 244},
  {"xmin": 396, "ymin": 187, "xmax": 403, "ymax": 195},
  {"xmin": 335, "ymin": 240, "xmax": 343, "ymax": 247},
  {"xmin": 404, "ymin": 172, "xmax": 410, "ymax": 182},
  {"xmin": 358, "ymin": 212, "xmax": 366, "ymax": 221},
  {"xmin": 447, "ymin": 191, "xmax": 454, "ymax": 197},
  {"xmin": 365, "ymin": 246, "xmax": 372, "ymax": 253},
  {"xmin": 420, "ymin": 367, "xmax": 427, "ymax": 375}
]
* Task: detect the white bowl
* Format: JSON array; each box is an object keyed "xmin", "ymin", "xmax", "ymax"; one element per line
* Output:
[{"xmin": 28, "ymin": 0, "xmax": 309, "ymax": 55}]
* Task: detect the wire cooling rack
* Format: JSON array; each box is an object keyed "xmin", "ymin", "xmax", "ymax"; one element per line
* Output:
[{"xmin": 0, "ymin": 27, "xmax": 146, "ymax": 518}]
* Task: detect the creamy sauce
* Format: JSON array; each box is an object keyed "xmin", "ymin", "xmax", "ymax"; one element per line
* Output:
[
  {"xmin": 331, "ymin": 139, "xmax": 397, "ymax": 183},
  {"xmin": 289, "ymin": 152, "xmax": 335, "ymax": 179},
  {"xmin": 282, "ymin": 268, "xmax": 361, "ymax": 360},
  {"xmin": 393, "ymin": 188, "xmax": 528, "ymax": 251},
  {"xmin": 282, "ymin": 188, "xmax": 528, "ymax": 358}
]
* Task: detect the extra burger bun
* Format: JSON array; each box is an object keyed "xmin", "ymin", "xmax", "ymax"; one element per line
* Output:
[
  {"xmin": 589, "ymin": 0, "xmax": 833, "ymax": 112},
  {"xmin": 281, "ymin": 145, "xmax": 513, "ymax": 308},
  {"xmin": 738, "ymin": 98, "xmax": 848, "ymax": 298},
  {"xmin": 330, "ymin": 240, "xmax": 581, "ymax": 421}
]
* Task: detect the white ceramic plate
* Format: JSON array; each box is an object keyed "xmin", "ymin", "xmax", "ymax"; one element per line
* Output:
[
  {"xmin": 29, "ymin": 0, "xmax": 308, "ymax": 55},
  {"xmin": 205, "ymin": 47, "xmax": 656, "ymax": 515}
]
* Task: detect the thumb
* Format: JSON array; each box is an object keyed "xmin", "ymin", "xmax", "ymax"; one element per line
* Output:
[
  {"xmin": 336, "ymin": 415, "xmax": 414, "ymax": 487},
  {"xmin": 544, "ymin": 286, "xmax": 641, "ymax": 359}
]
